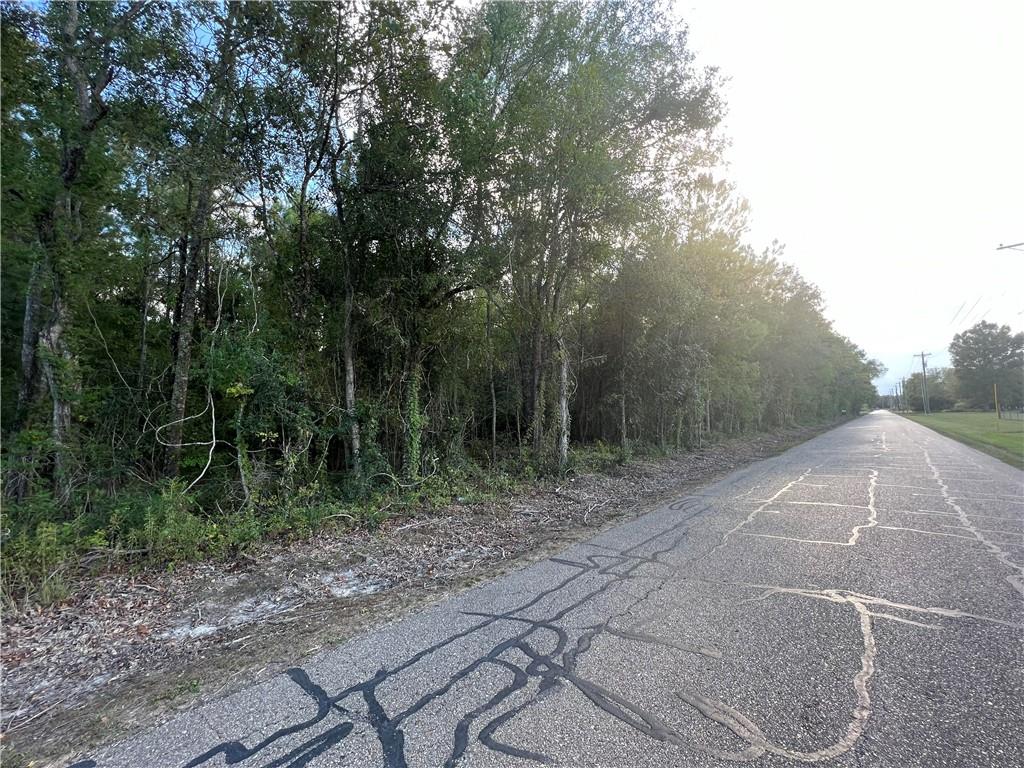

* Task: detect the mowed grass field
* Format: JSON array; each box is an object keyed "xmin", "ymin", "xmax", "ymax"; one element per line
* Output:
[{"xmin": 901, "ymin": 411, "xmax": 1024, "ymax": 470}]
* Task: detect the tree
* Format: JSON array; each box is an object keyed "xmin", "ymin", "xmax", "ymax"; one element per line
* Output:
[
  {"xmin": 162, "ymin": 2, "xmax": 246, "ymax": 475},
  {"xmin": 950, "ymin": 322, "xmax": 1024, "ymax": 409},
  {"xmin": 1, "ymin": 0, "xmax": 883, "ymax": 604},
  {"xmin": 3, "ymin": 1, "xmax": 155, "ymax": 503},
  {"xmin": 904, "ymin": 368, "xmax": 956, "ymax": 412}
]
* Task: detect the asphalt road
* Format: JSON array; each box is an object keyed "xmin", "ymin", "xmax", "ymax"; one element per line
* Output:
[{"xmin": 71, "ymin": 411, "xmax": 1024, "ymax": 768}]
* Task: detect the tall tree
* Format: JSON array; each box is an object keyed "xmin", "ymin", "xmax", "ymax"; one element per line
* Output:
[
  {"xmin": 162, "ymin": 3, "xmax": 245, "ymax": 475},
  {"xmin": 1, "ymin": 0, "xmax": 884, "ymax": 601},
  {"xmin": 950, "ymin": 321, "xmax": 1024, "ymax": 409},
  {"xmin": 7, "ymin": 2, "xmax": 151, "ymax": 502}
]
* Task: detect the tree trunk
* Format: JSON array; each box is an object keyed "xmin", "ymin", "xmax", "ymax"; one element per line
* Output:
[
  {"xmin": 38, "ymin": 285, "xmax": 74, "ymax": 504},
  {"xmin": 170, "ymin": 182, "xmax": 191, "ymax": 360},
  {"xmin": 13, "ymin": 259, "xmax": 43, "ymax": 431},
  {"xmin": 706, "ymin": 385, "xmax": 712, "ymax": 436},
  {"xmin": 21, "ymin": 0, "xmax": 153, "ymax": 501},
  {"xmin": 530, "ymin": 323, "xmax": 545, "ymax": 457},
  {"xmin": 486, "ymin": 292, "xmax": 497, "ymax": 464},
  {"xmin": 137, "ymin": 262, "xmax": 151, "ymax": 390},
  {"xmin": 163, "ymin": 6, "xmax": 238, "ymax": 476},
  {"xmin": 402, "ymin": 356, "xmax": 423, "ymax": 481},
  {"xmin": 202, "ymin": 239, "xmax": 213, "ymax": 328},
  {"xmin": 577, "ymin": 300, "xmax": 587, "ymax": 443},
  {"xmin": 515, "ymin": 398, "xmax": 522, "ymax": 450},
  {"xmin": 557, "ymin": 336, "xmax": 570, "ymax": 472},
  {"xmin": 619, "ymin": 368, "xmax": 628, "ymax": 453},
  {"xmin": 694, "ymin": 378, "xmax": 702, "ymax": 449},
  {"xmin": 235, "ymin": 400, "xmax": 251, "ymax": 507},
  {"xmin": 343, "ymin": 283, "xmax": 360, "ymax": 475},
  {"xmin": 619, "ymin": 307, "xmax": 628, "ymax": 453},
  {"xmin": 164, "ymin": 188, "xmax": 213, "ymax": 476}
]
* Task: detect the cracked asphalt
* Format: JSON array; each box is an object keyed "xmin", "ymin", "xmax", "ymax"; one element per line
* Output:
[{"xmin": 69, "ymin": 411, "xmax": 1024, "ymax": 768}]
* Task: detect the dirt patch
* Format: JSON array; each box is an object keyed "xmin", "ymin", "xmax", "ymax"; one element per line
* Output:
[{"xmin": 1, "ymin": 424, "xmax": 831, "ymax": 765}]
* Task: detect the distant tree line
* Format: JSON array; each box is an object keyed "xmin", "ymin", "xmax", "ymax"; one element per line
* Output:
[
  {"xmin": 1, "ymin": 2, "xmax": 880, "ymax": 597},
  {"xmin": 888, "ymin": 321, "xmax": 1024, "ymax": 412}
]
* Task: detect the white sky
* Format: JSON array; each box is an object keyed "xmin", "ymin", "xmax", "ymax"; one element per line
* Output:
[{"xmin": 677, "ymin": 0, "xmax": 1024, "ymax": 393}]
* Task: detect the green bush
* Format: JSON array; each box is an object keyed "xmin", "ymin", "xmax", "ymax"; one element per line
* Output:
[
  {"xmin": 134, "ymin": 483, "xmax": 218, "ymax": 561},
  {"xmin": 2, "ymin": 519, "xmax": 72, "ymax": 607}
]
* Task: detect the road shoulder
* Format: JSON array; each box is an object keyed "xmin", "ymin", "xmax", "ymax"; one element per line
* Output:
[{"xmin": 2, "ymin": 422, "xmax": 843, "ymax": 766}]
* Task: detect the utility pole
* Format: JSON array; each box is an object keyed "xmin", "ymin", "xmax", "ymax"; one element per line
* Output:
[{"xmin": 914, "ymin": 352, "xmax": 931, "ymax": 414}]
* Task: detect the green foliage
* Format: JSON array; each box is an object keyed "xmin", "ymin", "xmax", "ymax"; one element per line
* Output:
[
  {"xmin": 2, "ymin": 518, "xmax": 71, "ymax": 607},
  {"xmin": 135, "ymin": 483, "xmax": 214, "ymax": 562},
  {"xmin": 570, "ymin": 441, "xmax": 629, "ymax": 474},
  {"xmin": 1, "ymin": 0, "xmax": 881, "ymax": 605},
  {"xmin": 902, "ymin": 368, "xmax": 958, "ymax": 412},
  {"xmin": 950, "ymin": 322, "xmax": 1024, "ymax": 409}
]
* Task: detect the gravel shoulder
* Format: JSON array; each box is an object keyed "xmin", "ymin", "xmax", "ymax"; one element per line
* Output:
[{"xmin": 1, "ymin": 425, "xmax": 830, "ymax": 766}]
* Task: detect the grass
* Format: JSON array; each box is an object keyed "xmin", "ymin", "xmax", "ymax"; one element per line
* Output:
[{"xmin": 900, "ymin": 411, "xmax": 1024, "ymax": 469}]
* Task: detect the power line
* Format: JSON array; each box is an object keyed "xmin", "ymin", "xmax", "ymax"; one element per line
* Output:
[
  {"xmin": 948, "ymin": 300, "xmax": 966, "ymax": 326},
  {"xmin": 958, "ymin": 295, "xmax": 983, "ymax": 328},
  {"xmin": 949, "ymin": 244, "xmax": 1020, "ymax": 334}
]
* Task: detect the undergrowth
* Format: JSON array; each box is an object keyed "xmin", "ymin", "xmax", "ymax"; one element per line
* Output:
[{"xmin": 0, "ymin": 438, "xmax": 709, "ymax": 611}]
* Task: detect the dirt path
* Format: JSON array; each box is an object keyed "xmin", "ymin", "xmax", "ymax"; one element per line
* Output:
[{"xmin": 1, "ymin": 425, "xmax": 830, "ymax": 765}]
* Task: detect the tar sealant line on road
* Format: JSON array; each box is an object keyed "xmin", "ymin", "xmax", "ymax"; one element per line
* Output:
[
  {"xmin": 585, "ymin": 465, "xmax": 893, "ymax": 765},
  {"xmin": 616, "ymin": 582, "xmax": 883, "ymax": 764},
  {"xmin": 675, "ymin": 601, "xmax": 874, "ymax": 765},
  {"xmin": 938, "ymin": 525, "xmax": 1024, "ymax": 537},
  {"xmin": 884, "ymin": 472, "xmax": 994, "ymax": 480},
  {"xmin": 689, "ymin": 586, "xmax": 879, "ymax": 763},
  {"xmin": 782, "ymin": 501, "xmax": 872, "ymax": 509},
  {"xmin": 827, "ymin": 465, "xmax": 923, "ymax": 471},
  {"xmin": 923, "ymin": 449, "xmax": 1024, "ymax": 599},
  {"xmin": 864, "ymin": 612, "xmax": 939, "ymax": 630},
  {"xmin": 739, "ymin": 583, "xmax": 1023, "ymax": 629},
  {"xmin": 848, "ymin": 470, "xmax": 879, "ymax": 546},
  {"xmin": 951, "ymin": 496, "xmax": 1024, "ymax": 504},
  {"xmin": 68, "ymin": 416, "xmax": 1023, "ymax": 768},
  {"xmin": 806, "ymin": 474, "xmax": 870, "ymax": 479},
  {"xmin": 704, "ymin": 466, "xmax": 817, "ymax": 559},
  {"xmin": 738, "ymin": 469, "xmax": 880, "ymax": 548},
  {"xmin": 739, "ymin": 533, "xmax": 853, "ymax": 546},
  {"xmin": 898, "ymin": 509, "xmax": 1023, "ymax": 522},
  {"xmin": 736, "ymin": 501, "xmax": 871, "ymax": 509},
  {"xmin": 225, "ymin": 490, "xmax": 733, "ymax": 768},
  {"xmin": 875, "ymin": 526, "xmax": 987, "ymax": 541},
  {"xmin": 916, "ymin": 494, "xmax": 1024, "ymax": 503},
  {"xmin": 977, "ymin": 538, "xmax": 1024, "ymax": 549}
]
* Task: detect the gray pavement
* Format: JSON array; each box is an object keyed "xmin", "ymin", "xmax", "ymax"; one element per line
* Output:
[{"xmin": 70, "ymin": 411, "xmax": 1024, "ymax": 767}]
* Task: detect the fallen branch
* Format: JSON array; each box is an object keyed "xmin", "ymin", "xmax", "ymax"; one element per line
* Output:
[{"xmin": 583, "ymin": 497, "xmax": 612, "ymax": 524}]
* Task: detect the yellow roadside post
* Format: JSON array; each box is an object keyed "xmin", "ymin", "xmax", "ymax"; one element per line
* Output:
[{"xmin": 994, "ymin": 382, "xmax": 1000, "ymax": 432}]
